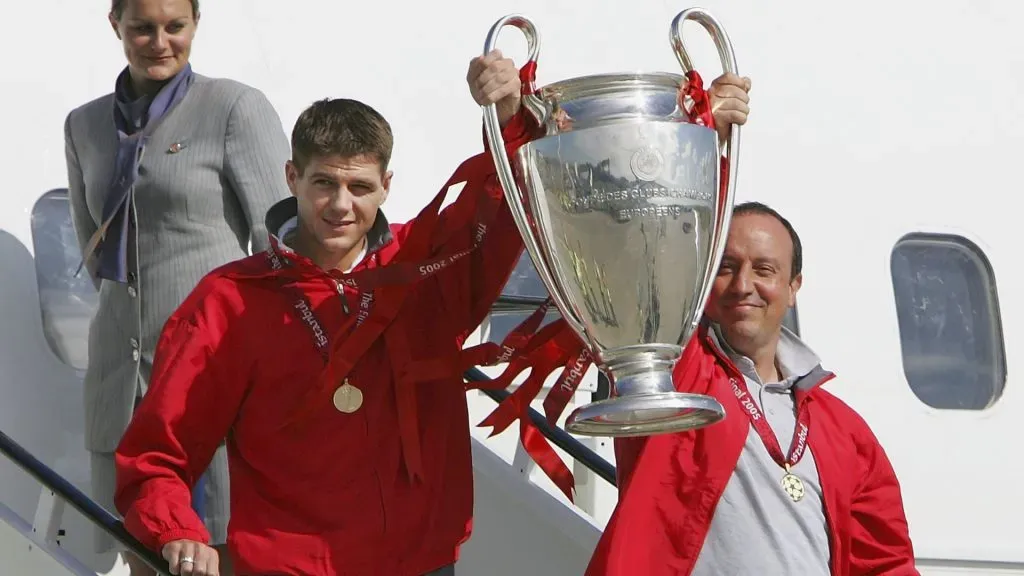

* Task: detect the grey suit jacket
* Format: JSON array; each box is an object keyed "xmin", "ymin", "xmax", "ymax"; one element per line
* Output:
[{"xmin": 65, "ymin": 74, "xmax": 291, "ymax": 452}]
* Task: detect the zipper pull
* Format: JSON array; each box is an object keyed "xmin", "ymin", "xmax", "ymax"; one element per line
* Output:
[{"xmin": 336, "ymin": 281, "xmax": 350, "ymax": 315}]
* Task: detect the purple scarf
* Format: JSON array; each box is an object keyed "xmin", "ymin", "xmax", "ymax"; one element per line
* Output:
[{"xmin": 89, "ymin": 64, "xmax": 194, "ymax": 283}]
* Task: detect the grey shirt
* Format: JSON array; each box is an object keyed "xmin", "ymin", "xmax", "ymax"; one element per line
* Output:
[{"xmin": 691, "ymin": 326, "xmax": 832, "ymax": 576}]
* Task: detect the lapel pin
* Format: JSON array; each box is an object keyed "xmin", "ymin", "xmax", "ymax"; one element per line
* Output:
[{"xmin": 168, "ymin": 141, "xmax": 187, "ymax": 154}]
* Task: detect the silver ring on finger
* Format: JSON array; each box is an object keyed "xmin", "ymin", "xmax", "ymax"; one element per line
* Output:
[{"xmin": 180, "ymin": 555, "xmax": 195, "ymax": 565}]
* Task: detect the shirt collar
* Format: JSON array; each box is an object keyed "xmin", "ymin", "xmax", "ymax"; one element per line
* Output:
[
  {"xmin": 709, "ymin": 323, "xmax": 822, "ymax": 391},
  {"xmin": 263, "ymin": 197, "xmax": 393, "ymax": 270}
]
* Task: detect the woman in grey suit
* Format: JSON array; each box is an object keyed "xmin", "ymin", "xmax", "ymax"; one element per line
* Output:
[{"xmin": 64, "ymin": 0, "xmax": 290, "ymax": 573}]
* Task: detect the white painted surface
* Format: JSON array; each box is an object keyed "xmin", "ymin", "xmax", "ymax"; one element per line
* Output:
[
  {"xmin": 0, "ymin": 499, "xmax": 108, "ymax": 576},
  {"xmin": 2, "ymin": 0, "xmax": 1023, "ymax": 573}
]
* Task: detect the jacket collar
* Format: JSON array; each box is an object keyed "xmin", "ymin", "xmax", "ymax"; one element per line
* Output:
[
  {"xmin": 707, "ymin": 322, "xmax": 833, "ymax": 393},
  {"xmin": 263, "ymin": 197, "xmax": 394, "ymax": 271}
]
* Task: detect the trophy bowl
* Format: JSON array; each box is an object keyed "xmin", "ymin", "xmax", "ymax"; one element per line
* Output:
[{"xmin": 482, "ymin": 8, "xmax": 741, "ymax": 437}]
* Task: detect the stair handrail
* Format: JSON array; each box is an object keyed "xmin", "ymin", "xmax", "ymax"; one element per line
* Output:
[{"xmin": 0, "ymin": 429, "xmax": 172, "ymax": 575}]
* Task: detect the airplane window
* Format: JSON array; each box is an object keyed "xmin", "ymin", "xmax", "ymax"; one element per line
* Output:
[
  {"xmin": 29, "ymin": 189, "xmax": 98, "ymax": 372},
  {"xmin": 890, "ymin": 233, "xmax": 1005, "ymax": 410}
]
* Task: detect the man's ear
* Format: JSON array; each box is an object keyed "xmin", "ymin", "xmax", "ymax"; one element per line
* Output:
[
  {"xmin": 380, "ymin": 171, "xmax": 393, "ymax": 205},
  {"xmin": 788, "ymin": 273, "xmax": 803, "ymax": 307},
  {"xmin": 285, "ymin": 161, "xmax": 300, "ymax": 198},
  {"xmin": 109, "ymin": 12, "xmax": 122, "ymax": 39}
]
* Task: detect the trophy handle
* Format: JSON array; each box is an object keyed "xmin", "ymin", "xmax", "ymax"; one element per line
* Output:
[
  {"xmin": 482, "ymin": 15, "xmax": 593, "ymax": 343},
  {"xmin": 669, "ymin": 8, "xmax": 742, "ymax": 331}
]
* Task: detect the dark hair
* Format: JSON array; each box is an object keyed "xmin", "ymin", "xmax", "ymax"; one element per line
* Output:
[
  {"xmin": 111, "ymin": 0, "xmax": 200, "ymax": 20},
  {"xmin": 732, "ymin": 201, "xmax": 802, "ymax": 279},
  {"xmin": 290, "ymin": 98, "xmax": 394, "ymax": 175}
]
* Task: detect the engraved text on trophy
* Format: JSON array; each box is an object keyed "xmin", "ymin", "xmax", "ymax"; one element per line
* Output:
[{"xmin": 553, "ymin": 144, "xmax": 718, "ymax": 224}]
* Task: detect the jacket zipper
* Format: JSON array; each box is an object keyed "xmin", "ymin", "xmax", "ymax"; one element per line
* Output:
[
  {"xmin": 334, "ymin": 276, "xmax": 385, "ymax": 532},
  {"xmin": 335, "ymin": 281, "xmax": 350, "ymax": 315}
]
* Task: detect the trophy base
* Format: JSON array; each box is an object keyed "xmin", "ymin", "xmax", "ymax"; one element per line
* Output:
[{"xmin": 564, "ymin": 391, "xmax": 725, "ymax": 437}]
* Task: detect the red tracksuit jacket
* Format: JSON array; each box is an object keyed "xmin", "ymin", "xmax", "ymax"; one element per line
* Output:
[
  {"xmin": 114, "ymin": 115, "xmax": 534, "ymax": 575},
  {"xmin": 586, "ymin": 326, "xmax": 919, "ymax": 576}
]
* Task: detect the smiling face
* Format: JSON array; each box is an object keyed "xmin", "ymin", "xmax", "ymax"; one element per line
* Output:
[
  {"xmin": 109, "ymin": 0, "xmax": 198, "ymax": 91},
  {"xmin": 286, "ymin": 154, "xmax": 391, "ymax": 263},
  {"xmin": 285, "ymin": 98, "xmax": 394, "ymax": 271},
  {"xmin": 706, "ymin": 212, "xmax": 802, "ymax": 358}
]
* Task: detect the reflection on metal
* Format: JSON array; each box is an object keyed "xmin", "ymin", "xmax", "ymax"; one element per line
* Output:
[{"xmin": 481, "ymin": 9, "xmax": 740, "ymax": 437}]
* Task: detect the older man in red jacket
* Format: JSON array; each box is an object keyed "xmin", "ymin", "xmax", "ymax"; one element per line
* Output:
[
  {"xmin": 586, "ymin": 202, "xmax": 918, "ymax": 576},
  {"xmin": 112, "ymin": 51, "xmax": 536, "ymax": 576}
]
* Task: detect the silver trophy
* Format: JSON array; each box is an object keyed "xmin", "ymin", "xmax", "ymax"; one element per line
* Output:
[{"xmin": 482, "ymin": 8, "xmax": 740, "ymax": 437}]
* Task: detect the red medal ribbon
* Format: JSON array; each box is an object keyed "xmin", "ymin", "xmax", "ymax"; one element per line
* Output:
[
  {"xmin": 541, "ymin": 347, "xmax": 591, "ymax": 427},
  {"xmin": 269, "ymin": 125, "xmax": 535, "ymax": 484},
  {"xmin": 266, "ymin": 60, "xmax": 553, "ymax": 485},
  {"xmin": 681, "ymin": 70, "xmax": 717, "ymax": 131},
  {"xmin": 726, "ymin": 366, "xmax": 811, "ymax": 471},
  {"xmin": 466, "ymin": 319, "xmax": 584, "ymax": 502}
]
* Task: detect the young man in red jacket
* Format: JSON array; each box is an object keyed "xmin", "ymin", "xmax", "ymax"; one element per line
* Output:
[
  {"xmin": 113, "ymin": 51, "xmax": 533, "ymax": 576},
  {"xmin": 587, "ymin": 202, "xmax": 918, "ymax": 576}
]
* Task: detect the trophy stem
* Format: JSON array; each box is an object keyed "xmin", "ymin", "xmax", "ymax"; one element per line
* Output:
[
  {"xmin": 599, "ymin": 344, "xmax": 681, "ymax": 397},
  {"xmin": 564, "ymin": 345, "xmax": 726, "ymax": 437}
]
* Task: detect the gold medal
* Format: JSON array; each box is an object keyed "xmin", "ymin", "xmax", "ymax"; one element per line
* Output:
[
  {"xmin": 332, "ymin": 379, "xmax": 364, "ymax": 414},
  {"xmin": 781, "ymin": 464, "xmax": 805, "ymax": 503}
]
